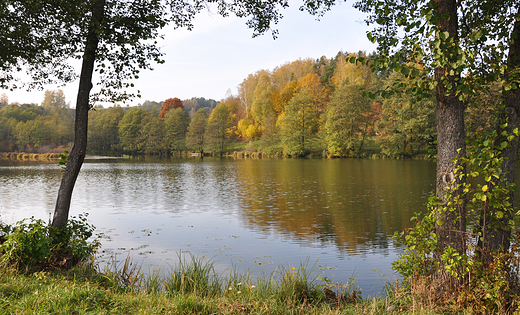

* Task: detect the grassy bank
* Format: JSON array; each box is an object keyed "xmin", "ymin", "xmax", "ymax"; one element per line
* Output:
[
  {"xmin": 0, "ymin": 216, "xmax": 501, "ymax": 314},
  {"xmin": 0, "ymin": 257, "xmax": 476, "ymax": 315}
]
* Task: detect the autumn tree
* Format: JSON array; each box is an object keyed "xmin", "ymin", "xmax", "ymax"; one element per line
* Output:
[
  {"xmin": 186, "ymin": 108, "xmax": 208, "ymax": 154},
  {"xmin": 376, "ymin": 72, "xmax": 436, "ymax": 158},
  {"xmin": 251, "ymin": 70, "xmax": 275, "ymax": 127},
  {"xmin": 323, "ymin": 83, "xmax": 372, "ymax": 156},
  {"xmin": 270, "ymin": 80, "xmax": 298, "ymax": 115},
  {"xmin": 159, "ymin": 97, "xmax": 184, "ymax": 118},
  {"xmin": 295, "ymin": 73, "xmax": 330, "ymax": 113},
  {"xmin": 278, "ymin": 89, "xmax": 319, "ymax": 157},
  {"xmin": 331, "ymin": 52, "xmax": 372, "ymax": 88},
  {"xmin": 270, "ymin": 58, "xmax": 316, "ymax": 88},
  {"xmin": 0, "ymin": 93, "xmax": 8, "ymax": 107},
  {"xmin": 41, "ymin": 89, "xmax": 68, "ymax": 110},
  {"xmin": 205, "ymin": 103, "xmax": 233, "ymax": 153},
  {"xmin": 237, "ymin": 73, "xmax": 259, "ymax": 120},
  {"xmin": 237, "ymin": 118, "xmax": 262, "ymax": 140}
]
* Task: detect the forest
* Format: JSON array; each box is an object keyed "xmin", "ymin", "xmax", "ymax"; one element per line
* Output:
[{"xmin": 1, "ymin": 50, "xmax": 491, "ymax": 159}]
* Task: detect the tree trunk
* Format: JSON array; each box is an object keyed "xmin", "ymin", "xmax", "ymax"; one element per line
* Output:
[
  {"xmin": 52, "ymin": 0, "xmax": 105, "ymax": 229},
  {"xmin": 479, "ymin": 11, "xmax": 520, "ymax": 262},
  {"xmin": 433, "ymin": 0, "xmax": 467, "ymax": 257}
]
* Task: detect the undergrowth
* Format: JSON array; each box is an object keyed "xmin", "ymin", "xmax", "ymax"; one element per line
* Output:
[{"xmin": 0, "ymin": 214, "xmax": 100, "ymax": 271}]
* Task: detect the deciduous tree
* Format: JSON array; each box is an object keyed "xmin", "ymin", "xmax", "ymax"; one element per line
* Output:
[
  {"xmin": 164, "ymin": 107, "xmax": 189, "ymax": 152},
  {"xmin": 353, "ymin": 0, "xmax": 520, "ymax": 301},
  {"xmin": 251, "ymin": 71, "xmax": 275, "ymax": 127},
  {"xmin": 42, "ymin": 89, "xmax": 69, "ymax": 112},
  {"xmin": 186, "ymin": 108, "xmax": 208, "ymax": 153},
  {"xmin": 278, "ymin": 89, "xmax": 319, "ymax": 157},
  {"xmin": 159, "ymin": 97, "xmax": 184, "ymax": 118},
  {"xmin": 323, "ymin": 82, "xmax": 372, "ymax": 156},
  {"xmin": 16, "ymin": 0, "xmax": 300, "ymax": 229},
  {"xmin": 205, "ymin": 103, "xmax": 233, "ymax": 153},
  {"xmin": 0, "ymin": 93, "xmax": 8, "ymax": 107}
]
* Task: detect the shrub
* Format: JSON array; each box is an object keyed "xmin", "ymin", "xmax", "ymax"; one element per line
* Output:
[{"xmin": 0, "ymin": 214, "xmax": 100, "ymax": 269}]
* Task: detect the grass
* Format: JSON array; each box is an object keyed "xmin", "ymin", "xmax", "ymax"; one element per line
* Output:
[{"xmin": 0, "ymin": 252, "xmax": 492, "ymax": 315}]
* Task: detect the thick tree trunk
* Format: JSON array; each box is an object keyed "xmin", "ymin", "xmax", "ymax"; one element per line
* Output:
[
  {"xmin": 433, "ymin": 0, "xmax": 467, "ymax": 257},
  {"xmin": 52, "ymin": 0, "xmax": 105, "ymax": 229},
  {"xmin": 479, "ymin": 11, "xmax": 520, "ymax": 262}
]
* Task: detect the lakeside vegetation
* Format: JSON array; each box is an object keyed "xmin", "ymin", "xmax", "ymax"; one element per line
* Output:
[{"xmin": 0, "ymin": 217, "xmax": 482, "ymax": 315}]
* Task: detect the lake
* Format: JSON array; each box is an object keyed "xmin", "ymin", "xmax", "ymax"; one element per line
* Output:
[{"xmin": 0, "ymin": 157, "xmax": 436, "ymax": 297}]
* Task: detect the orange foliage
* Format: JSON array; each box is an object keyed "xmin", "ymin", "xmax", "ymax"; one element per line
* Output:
[{"xmin": 159, "ymin": 98, "xmax": 184, "ymax": 118}]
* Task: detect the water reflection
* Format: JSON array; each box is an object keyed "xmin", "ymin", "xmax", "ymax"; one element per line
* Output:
[
  {"xmin": 235, "ymin": 159, "xmax": 435, "ymax": 255},
  {"xmin": 0, "ymin": 157, "xmax": 436, "ymax": 296}
]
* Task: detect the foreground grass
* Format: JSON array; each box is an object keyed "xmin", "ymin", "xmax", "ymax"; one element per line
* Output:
[{"xmin": 0, "ymin": 263, "xmax": 480, "ymax": 315}]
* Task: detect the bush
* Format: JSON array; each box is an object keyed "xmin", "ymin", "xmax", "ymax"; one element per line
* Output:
[{"xmin": 0, "ymin": 214, "xmax": 100, "ymax": 269}]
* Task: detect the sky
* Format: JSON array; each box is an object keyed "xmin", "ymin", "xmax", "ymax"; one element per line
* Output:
[{"xmin": 2, "ymin": 1, "xmax": 377, "ymax": 107}]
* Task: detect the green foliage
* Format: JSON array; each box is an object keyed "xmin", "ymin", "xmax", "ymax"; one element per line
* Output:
[
  {"xmin": 251, "ymin": 71, "xmax": 276, "ymax": 127},
  {"xmin": 164, "ymin": 107, "xmax": 189, "ymax": 152},
  {"xmin": 0, "ymin": 98, "xmax": 74, "ymax": 153},
  {"xmin": 117, "ymin": 107, "xmax": 150, "ymax": 154},
  {"xmin": 88, "ymin": 105, "xmax": 124, "ymax": 153},
  {"xmin": 58, "ymin": 149, "xmax": 69, "ymax": 167},
  {"xmin": 376, "ymin": 73, "xmax": 436, "ymax": 158},
  {"xmin": 323, "ymin": 83, "xmax": 372, "ymax": 156},
  {"xmin": 204, "ymin": 103, "xmax": 233, "ymax": 154},
  {"xmin": 186, "ymin": 108, "xmax": 208, "ymax": 152},
  {"xmin": 1, "ymin": 218, "xmax": 54, "ymax": 267},
  {"xmin": 392, "ymin": 208, "xmax": 438, "ymax": 281},
  {"xmin": 278, "ymin": 89, "xmax": 320, "ymax": 157},
  {"xmin": 392, "ymin": 117, "xmax": 520, "ymax": 311},
  {"xmin": 0, "ymin": 214, "xmax": 100, "ymax": 269}
]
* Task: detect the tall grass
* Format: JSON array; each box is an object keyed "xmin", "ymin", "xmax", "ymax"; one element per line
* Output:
[{"xmin": 101, "ymin": 251, "xmax": 361, "ymax": 307}]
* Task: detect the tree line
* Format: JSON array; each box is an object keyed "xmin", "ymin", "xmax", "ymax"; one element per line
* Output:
[
  {"xmin": 1, "ymin": 51, "xmax": 441, "ymax": 158},
  {"xmin": 0, "ymin": 90, "xmax": 74, "ymax": 153}
]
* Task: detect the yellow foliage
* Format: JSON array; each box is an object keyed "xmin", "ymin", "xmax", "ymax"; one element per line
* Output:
[
  {"xmin": 246, "ymin": 124, "xmax": 263, "ymax": 140},
  {"xmin": 331, "ymin": 53, "xmax": 372, "ymax": 88}
]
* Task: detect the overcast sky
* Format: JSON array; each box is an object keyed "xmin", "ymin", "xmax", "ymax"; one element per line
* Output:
[{"xmin": 3, "ymin": 1, "xmax": 376, "ymax": 107}]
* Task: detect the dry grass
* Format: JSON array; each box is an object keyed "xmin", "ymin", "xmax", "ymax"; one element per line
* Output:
[{"xmin": 0, "ymin": 152, "xmax": 60, "ymax": 160}]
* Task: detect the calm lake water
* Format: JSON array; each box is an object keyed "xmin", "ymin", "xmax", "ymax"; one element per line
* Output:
[{"xmin": 0, "ymin": 157, "xmax": 437, "ymax": 297}]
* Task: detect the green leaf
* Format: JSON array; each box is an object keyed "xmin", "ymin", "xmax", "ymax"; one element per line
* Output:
[{"xmin": 471, "ymin": 29, "xmax": 483, "ymax": 40}]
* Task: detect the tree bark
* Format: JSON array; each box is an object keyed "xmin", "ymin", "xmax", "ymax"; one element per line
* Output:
[
  {"xmin": 479, "ymin": 10, "xmax": 520, "ymax": 262},
  {"xmin": 52, "ymin": 0, "xmax": 105, "ymax": 229},
  {"xmin": 433, "ymin": 0, "xmax": 467, "ymax": 257}
]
